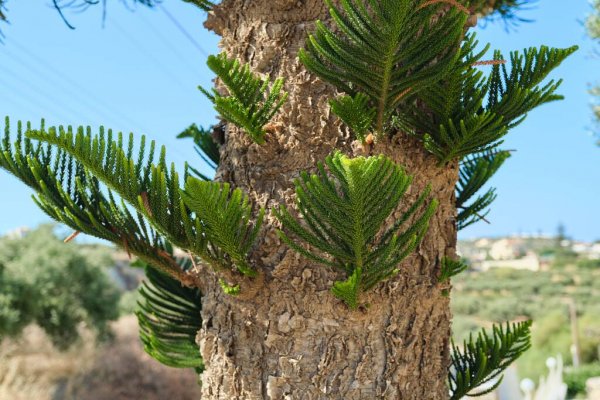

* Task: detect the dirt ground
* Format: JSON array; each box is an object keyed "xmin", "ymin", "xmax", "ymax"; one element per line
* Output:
[{"xmin": 0, "ymin": 315, "xmax": 201, "ymax": 400}]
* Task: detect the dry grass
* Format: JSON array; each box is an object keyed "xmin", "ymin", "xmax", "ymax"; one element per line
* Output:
[
  {"xmin": 0, "ymin": 316, "xmax": 201, "ymax": 400},
  {"xmin": 0, "ymin": 324, "xmax": 95, "ymax": 400}
]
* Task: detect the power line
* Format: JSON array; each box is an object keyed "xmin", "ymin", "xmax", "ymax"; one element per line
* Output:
[
  {"xmin": 0, "ymin": 74, "xmax": 74, "ymax": 123},
  {"xmin": 136, "ymin": 8, "xmax": 204, "ymax": 78},
  {"xmin": 108, "ymin": 16, "xmax": 192, "ymax": 93},
  {"xmin": 2, "ymin": 13, "xmax": 201, "ymax": 167},
  {"xmin": 0, "ymin": 63, "xmax": 92, "ymax": 123},
  {"xmin": 2, "ymin": 45, "xmax": 126, "ymax": 130},
  {"xmin": 157, "ymin": 3, "xmax": 209, "ymax": 58},
  {"xmin": 7, "ymin": 38, "xmax": 153, "ymax": 134}
]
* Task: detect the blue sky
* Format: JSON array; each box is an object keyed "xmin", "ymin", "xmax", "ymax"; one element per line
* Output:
[{"xmin": 0, "ymin": 1, "xmax": 598, "ymax": 241}]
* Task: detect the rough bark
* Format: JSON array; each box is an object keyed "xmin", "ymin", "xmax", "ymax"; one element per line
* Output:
[{"xmin": 196, "ymin": 1, "xmax": 460, "ymax": 398}]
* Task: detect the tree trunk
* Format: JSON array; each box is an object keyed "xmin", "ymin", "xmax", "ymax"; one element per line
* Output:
[{"xmin": 197, "ymin": 1, "xmax": 459, "ymax": 398}]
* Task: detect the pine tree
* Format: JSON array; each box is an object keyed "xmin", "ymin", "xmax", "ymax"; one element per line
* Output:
[{"xmin": 0, "ymin": 1, "xmax": 576, "ymax": 398}]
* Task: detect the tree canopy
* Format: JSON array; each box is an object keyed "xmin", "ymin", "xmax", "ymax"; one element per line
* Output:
[{"xmin": 0, "ymin": 225, "xmax": 120, "ymax": 349}]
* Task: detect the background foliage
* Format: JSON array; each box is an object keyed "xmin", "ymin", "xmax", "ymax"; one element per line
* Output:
[
  {"xmin": 452, "ymin": 254, "xmax": 600, "ymax": 395},
  {"xmin": 0, "ymin": 225, "xmax": 120, "ymax": 349},
  {"xmin": 587, "ymin": 0, "xmax": 600, "ymax": 140}
]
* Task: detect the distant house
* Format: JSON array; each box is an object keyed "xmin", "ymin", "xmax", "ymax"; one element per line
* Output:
[
  {"xmin": 572, "ymin": 241, "xmax": 590, "ymax": 253},
  {"xmin": 587, "ymin": 243, "xmax": 600, "ymax": 260},
  {"xmin": 489, "ymin": 238, "xmax": 526, "ymax": 261},
  {"xmin": 571, "ymin": 241, "xmax": 600, "ymax": 260},
  {"xmin": 480, "ymin": 252, "xmax": 541, "ymax": 272}
]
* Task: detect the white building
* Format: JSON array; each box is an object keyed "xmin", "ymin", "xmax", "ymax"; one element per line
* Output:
[
  {"xmin": 480, "ymin": 253, "xmax": 541, "ymax": 272},
  {"xmin": 489, "ymin": 238, "xmax": 526, "ymax": 261}
]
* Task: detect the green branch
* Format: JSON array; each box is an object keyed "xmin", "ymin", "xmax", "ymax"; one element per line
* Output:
[
  {"xmin": 417, "ymin": 35, "xmax": 577, "ymax": 163},
  {"xmin": 276, "ymin": 151, "xmax": 437, "ymax": 308},
  {"xmin": 300, "ymin": 0, "xmax": 467, "ymax": 137},
  {"xmin": 182, "ymin": 179, "xmax": 264, "ymax": 277},
  {"xmin": 0, "ymin": 118, "xmax": 186, "ymax": 281},
  {"xmin": 137, "ymin": 261, "xmax": 204, "ymax": 373},
  {"xmin": 456, "ymin": 149, "xmax": 511, "ymax": 230},
  {"xmin": 449, "ymin": 321, "xmax": 532, "ymax": 399},
  {"xmin": 201, "ymin": 53, "xmax": 288, "ymax": 144}
]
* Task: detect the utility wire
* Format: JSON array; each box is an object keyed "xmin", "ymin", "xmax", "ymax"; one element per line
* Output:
[
  {"xmin": 4, "ymin": 12, "xmax": 201, "ymax": 167},
  {"xmin": 8, "ymin": 38, "xmax": 153, "ymax": 134},
  {"xmin": 0, "ymin": 74, "xmax": 75, "ymax": 124},
  {"xmin": 3, "ymin": 40, "xmax": 191, "ymax": 166},
  {"xmin": 108, "ymin": 16, "xmax": 191, "ymax": 93},
  {"xmin": 0, "ymin": 63, "xmax": 92, "ymax": 123},
  {"xmin": 136, "ymin": 9, "xmax": 204, "ymax": 78},
  {"xmin": 2, "ymin": 45, "xmax": 127, "ymax": 130},
  {"xmin": 157, "ymin": 3, "xmax": 209, "ymax": 58},
  {"xmin": 105, "ymin": 10, "xmax": 215, "ymax": 164}
]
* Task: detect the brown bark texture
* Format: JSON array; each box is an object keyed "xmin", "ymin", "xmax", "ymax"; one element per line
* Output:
[{"xmin": 195, "ymin": 1, "xmax": 461, "ymax": 398}]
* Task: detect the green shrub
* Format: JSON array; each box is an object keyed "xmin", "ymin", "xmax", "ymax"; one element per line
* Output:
[
  {"xmin": 0, "ymin": 263, "xmax": 34, "ymax": 335},
  {"xmin": 517, "ymin": 311, "xmax": 572, "ymax": 381},
  {"xmin": 450, "ymin": 314, "xmax": 482, "ymax": 343},
  {"xmin": 118, "ymin": 290, "xmax": 140, "ymax": 316},
  {"xmin": 577, "ymin": 258, "xmax": 600, "ymax": 270},
  {"xmin": 0, "ymin": 225, "xmax": 120, "ymax": 349},
  {"xmin": 451, "ymin": 295, "xmax": 483, "ymax": 316},
  {"xmin": 564, "ymin": 363, "xmax": 600, "ymax": 398}
]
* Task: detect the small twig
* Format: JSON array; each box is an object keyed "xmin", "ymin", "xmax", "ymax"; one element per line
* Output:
[
  {"xmin": 52, "ymin": 0, "xmax": 76, "ymax": 29},
  {"xmin": 64, "ymin": 230, "xmax": 81, "ymax": 243},
  {"xmin": 111, "ymin": 226, "xmax": 131, "ymax": 259},
  {"xmin": 393, "ymin": 87, "xmax": 413, "ymax": 104},
  {"xmin": 418, "ymin": 0, "xmax": 470, "ymax": 15},
  {"xmin": 158, "ymin": 249, "xmax": 187, "ymax": 273},
  {"xmin": 157, "ymin": 249, "xmax": 172, "ymax": 260},
  {"xmin": 471, "ymin": 59, "xmax": 507, "ymax": 67},
  {"xmin": 188, "ymin": 251, "xmax": 201, "ymax": 273},
  {"xmin": 459, "ymin": 206, "xmax": 491, "ymax": 225},
  {"xmin": 156, "ymin": 249, "xmax": 198, "ymax": 287},
  {"xmin": 140, "ymin": 191, "xmax": 153, "ymax": 217},
  {"xmin": 122, "ymin": 237, "xmax": 131, "ymax": 259}
]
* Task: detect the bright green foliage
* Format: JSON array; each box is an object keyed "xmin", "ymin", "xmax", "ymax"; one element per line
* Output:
[
  {"xmin": 1, "ymin": 118, "xmax": 261, "ymax": 284},
  {"xmin": 299, "ymin": 0, "xmax": 574, "ymax": 161},
  {"xmin": 449, "ymin": 320, "xmax": 532, "ymax": 399},
  {"xmin": 137, "ymin": 263, "xmax": 204, "ymax": 373},
  {"xmin": 299, "ymin": 0, "xmax": 467, "ymax": 134},
  {"xmin": 418, "ymin": 36, "xmax": 577, "ymax": 163},
  {"xmin": 439, "ymin": 257, "xmax": 468, "ymax": 297},
  {"xmin": 564, "ymin": 363, "xmax": 600, "ymax": 398},
  {"xmin": 177, "ymin": 123, "xmax": 219, "ymax": 180},
  {"xmin": 182, "ymin": 178, "xmax": 264, "ymax": 277},
  {"xmin": 456, "ymin": 150, "xmax": 511, "ymax": 230},
  {"xmin": 25, "ymin": 123, "xmax": 194, "ymax": 254},
  {"xmin": 218, "ymin": 279, "xmax": 241, "ymax": 295},
  {"xmin": 0, "ymin": 119, "xmax": 186, "ymax": 281},
  {"xmin": 452, "ymin": 265, "xmax": 600, "ymax": 384},
  {"xmin": 0, "ymin": 225, "xmax": 120, "ymax": 349},
  {"xmin": 0, "ymin": 262, "xmax": 34, "ymax": 337},
  {"xmin": 200, "ymin": 53, "xmax": 288, "ymax": 144},
  {"xmin": 439, "ymin": 257, "xmax": 468, "ymax": 284},
  {"xmin": 27, "ymin": 121, "xmax": 262, "ymax": 280},
  {"xmin": 329, "ymin": 93, "xmax": 376, "ymax": 143},
  {"xmin": 276, "ymin": 151, "xmax": 437, "ymax": 308}
]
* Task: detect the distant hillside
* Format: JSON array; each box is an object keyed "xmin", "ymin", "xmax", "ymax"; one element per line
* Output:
[{"xmin": 451, "ymin": 257, "xmax": 600, "ymax": 396}]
